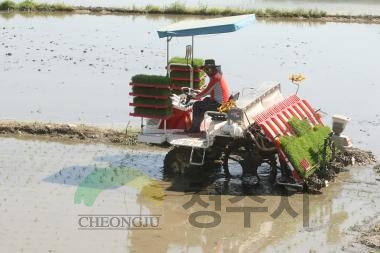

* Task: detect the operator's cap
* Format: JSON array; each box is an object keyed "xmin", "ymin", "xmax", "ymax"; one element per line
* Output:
[{"xmin": 202, "ymin": 59, "xmax": 220, "ymax": 69}]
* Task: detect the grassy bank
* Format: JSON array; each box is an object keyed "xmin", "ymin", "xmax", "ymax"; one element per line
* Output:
[
  {"xmin": 1, "ymin": 1, "xmax": 380, "ymax": 24},
  {"xmin": 0, "ymin": 0, "xmax": 74, "ymax": 11},
  {"xmin": 0, "ymin": 0, "xmax": 327, "ymax": 18}
]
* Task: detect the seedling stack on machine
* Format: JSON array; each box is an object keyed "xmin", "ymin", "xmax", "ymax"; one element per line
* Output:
[{"xmin": 129, "ymin": 14, "xmax": 353, "ymax": 191}]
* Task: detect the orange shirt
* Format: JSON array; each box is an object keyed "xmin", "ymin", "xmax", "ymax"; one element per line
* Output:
[{"xmin": 195, "ymin": 73, "xmax": 230, "ymax": 104}]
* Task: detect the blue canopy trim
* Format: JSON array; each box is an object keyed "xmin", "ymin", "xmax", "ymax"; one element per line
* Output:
[{"xmin": 157, "ymin": 14, "xmax": 255, "ymax": 38}]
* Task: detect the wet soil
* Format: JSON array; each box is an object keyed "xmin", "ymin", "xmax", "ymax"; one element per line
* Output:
[
  {"xmin": 0, "ymin": 137, "xmax": 379, "ymax": 253},
  {"xmin": 303, "ymin": 148, "xmax": 377, "ymax": 192},
  {"xmin": 360, "ymin": 219, "xmax": 380, "ymax": 250},
  {"xmin": 355, "ymin": 163, "xmax": 380, "ymax": 251},
  {"xmin": 0, "ymin": 120, "xmax": 137, "ymax": 145},
  {"xmin": 374, "ymin": 163, "xmax": 380, "ymax": 174}
]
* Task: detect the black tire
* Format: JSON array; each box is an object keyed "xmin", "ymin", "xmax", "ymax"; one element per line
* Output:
[
  {"xmin": 163, "ymin": 146, "xmax": 222, "ymax": 180},
  {"xmin": 163, "ymin": 147, "xmax": 191, "ymax": 179}
]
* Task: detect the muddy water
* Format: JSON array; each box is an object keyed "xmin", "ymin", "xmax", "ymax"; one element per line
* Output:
[
  {"xmin": 1, "ymin": 13, "xmax": 380, "ymax": 155},
  {"xmin": 0, "ymin": 137, "xmax": 379, "ymax": 252},
  {"xmin": 10, "ymin": 0, "xmax": 380, "ymax": 15},
  {"xmin": 1, "ymin": 12, "xmax": 380, "ymax": 252}
]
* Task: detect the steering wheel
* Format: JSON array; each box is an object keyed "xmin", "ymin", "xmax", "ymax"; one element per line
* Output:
[{"xmin": 181, "ymin": 87, "xmax": 200, "ymax": 105}]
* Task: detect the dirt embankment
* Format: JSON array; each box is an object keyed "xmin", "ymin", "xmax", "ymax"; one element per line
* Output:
[
  {"xmin": 2, "ymin": 7, "xmax": 380, "ymax": 24},
  {"xmin": 0, "ymin": 120, "xmax": 137, "ymax": 145},
  {"xmin": 50, "ymin": 8, "xmax": 380, "ymax": 24}
]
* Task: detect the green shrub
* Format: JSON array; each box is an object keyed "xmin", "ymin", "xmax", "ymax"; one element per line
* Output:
[
  {"xmin": 165, "ymin": 1, "xmax": 186, "ymax": 14},
  {"xmin": 34, "ymin": 2, "xmax": 50, "ymax": 11},
  {"xmin": 0, "ymin": 0, "xmax": 74, "ymax": 11},
  {"xmin": 17, "ymin": 0, "xmax": 35, "ymax": 11},
  {"xmin": 49, "ymin": 3, "xmax": 74, "ymax": 11},
  {"xmin": 0, "ymin": 0, "xmax": 16, "ymax": 10},
  {"xmin": 309, "ymin": 9, "xmax": 326, "ymax": 18},
  {"xmin": 197, "ymin": 4, "xmax": 208, "ymax": 15},
  {"xmin": 145, "ymin": 4, "xmax": 161, "ymax": 13}
]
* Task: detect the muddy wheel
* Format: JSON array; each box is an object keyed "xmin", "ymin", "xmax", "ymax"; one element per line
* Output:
[
  {"xmin": 223, "ymin": 151, "xmax": 261, "ymax": 183},
  {"xmin": 163, "ymin": 147, "xmax": 191, "ymax": 179},
  {"xmin": 269, "ymin": 163, "xmax": 278, "ymax": 183}
]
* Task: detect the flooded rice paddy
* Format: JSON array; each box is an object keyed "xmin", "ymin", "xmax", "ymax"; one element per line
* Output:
[
  {"xmin": 1, "ymin": 13, "xmax": 380, "ymax": 155},
  {"xmin": 0, "ymin": 12, "xmax": 380, "ymax": 253},
  {"xmin": 0, "ymin": 137, "xmax": 379, "ymax": 252}
]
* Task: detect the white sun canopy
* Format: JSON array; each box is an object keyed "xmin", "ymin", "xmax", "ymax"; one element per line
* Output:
[{"xmin": 157, "ymin": 14, "xmax": 256, "ymax": 38}]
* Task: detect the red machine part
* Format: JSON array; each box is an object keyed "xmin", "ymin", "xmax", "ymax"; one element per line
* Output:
[
  {"xmin": 253, "ymin": 94, "xmax": 324, "ymax": 183},
  {"xmin": 159, "ymin": 108, "xmax": 192, "ymax": 130}
]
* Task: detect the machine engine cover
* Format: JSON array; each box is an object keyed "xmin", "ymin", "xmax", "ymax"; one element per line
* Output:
[{"xmin": 228, "ymin": 108, "xmax": 244, "ymax": 124}]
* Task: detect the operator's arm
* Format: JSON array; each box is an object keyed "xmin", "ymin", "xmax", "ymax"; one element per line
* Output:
[{"xmin": 194, "ymin": 74, "xmax": 220, "ymax": 100}]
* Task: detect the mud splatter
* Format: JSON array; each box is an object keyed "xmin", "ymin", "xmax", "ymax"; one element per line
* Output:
[{"xmin": 303, "ymin": 148, "xmax": 377, "ymax": 192}]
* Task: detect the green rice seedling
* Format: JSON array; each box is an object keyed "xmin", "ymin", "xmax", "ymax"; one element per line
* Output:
[
  {"xmin": 133, "ymin": 97, "xmax": 172, "ymax": 106},
  {"xmin": 134, "ymin": 107, "xmax": 173, "ymax": 117},
  {"xmin": 170, "ymin": 71, "xmax": 205, "ymax": 80},
  {"xmin": 171, "ymin": 79, "xmax": 205, "ymax": 89},
  {"xmin": 169, "ymin": 57, "xmax": 204, "ymax": 68},
  {"xmin": 132, "ymin": 86, "xmax": 171, "ymax": 96},
  {"xmin": 280, "ymin": 118, "xmax": 332, "ymax": 178},
  {"xmin": 288, "ymin": 117, "xmax": 312, "ymax": 136},
  {"xmin": 131, "ymin": 74, "xmax": 170, "ymax": 85}
]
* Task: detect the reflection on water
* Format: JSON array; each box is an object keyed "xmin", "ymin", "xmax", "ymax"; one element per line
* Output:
[
  {"xmin": 0, "ymin": 134, "xmax": 379, "ymax": 252},
  {"xmin": 129, "ymin": 164, "xmax": 379, "ymax": 253}
]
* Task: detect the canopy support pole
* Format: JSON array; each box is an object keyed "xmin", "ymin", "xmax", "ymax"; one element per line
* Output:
[
  {"xmin": 191, "ymin": 35, "xmax": 194, "ymax": 66},
  {"xmin": 166, "ymin": 36, "xmax": 172, "ymax": 76}
]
